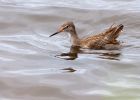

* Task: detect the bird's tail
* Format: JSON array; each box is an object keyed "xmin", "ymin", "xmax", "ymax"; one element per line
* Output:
[
  {"xmin": 104, "ymin": 24, "xmax": 124, "ymax": 41},
  {"xmin": 92, "ymin": 24, "xmax": 124, "ymax": 49}
]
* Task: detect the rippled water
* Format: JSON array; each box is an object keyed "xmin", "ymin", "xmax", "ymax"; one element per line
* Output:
[{"xmin": 0, "ymin": 0, "xmax": 140, "ymax": 100}]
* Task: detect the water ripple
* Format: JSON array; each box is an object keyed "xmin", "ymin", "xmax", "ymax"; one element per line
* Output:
[{"xmin": 0, "ymin": 0, "xmax": 140, "ymax": 11}]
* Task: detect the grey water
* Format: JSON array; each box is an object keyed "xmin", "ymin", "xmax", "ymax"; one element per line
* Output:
[{"xmin": 0, "ymin": 0, "xmax": 140, "ymax": 100}]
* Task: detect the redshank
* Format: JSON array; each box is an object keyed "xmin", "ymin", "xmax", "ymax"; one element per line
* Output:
[{"xmin": 50, "ymin": 21, "xmax": 124, "ymax": 49}]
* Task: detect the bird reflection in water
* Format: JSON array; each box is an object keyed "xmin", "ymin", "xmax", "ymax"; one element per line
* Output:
[
  {"xmin": 56, "ymin": 45, "xmax": 80, "ymax": 60},
  {"xmin": 56, "ymin": 45, "xmax": 121, "ymax": 60},
  {"xmin": 97, "ymin": 51, "xmax": 121, "ymax": 60},
  {"xmin": 61, "ymin": 67, "xmax": 76, "ymax": 72}
]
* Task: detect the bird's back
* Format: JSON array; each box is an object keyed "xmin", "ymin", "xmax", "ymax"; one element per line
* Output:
[{"xmin": 80, "ymin": 24, "xmax": 124, "ymax": 49}]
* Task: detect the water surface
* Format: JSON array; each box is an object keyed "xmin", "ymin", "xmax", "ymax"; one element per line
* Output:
[{"xmin": 0, "ymin": 0, "xmax": 140, "ymax": 100}]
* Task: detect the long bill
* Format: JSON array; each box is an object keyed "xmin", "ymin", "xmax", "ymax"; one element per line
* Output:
[{"xmin": 49, "ymin": 31, "xmax": 60, "ymax": 37}]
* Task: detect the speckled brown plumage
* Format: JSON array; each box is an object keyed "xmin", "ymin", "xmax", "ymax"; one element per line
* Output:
[{"xmin": 50, "ymin": 21, "xmax": 123, "ymax": 49}]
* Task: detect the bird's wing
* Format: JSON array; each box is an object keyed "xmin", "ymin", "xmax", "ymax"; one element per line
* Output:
[
  {"xmin": 89, "ymin": 24, "xmax": 123, "ymax": 49},
  {"xmin": 80, "ymin": 24, "xmax": 123, "ymax": 49},
  {"xmin": 102, "ymin": 24, "xmax": 124, "ymax": 40}
]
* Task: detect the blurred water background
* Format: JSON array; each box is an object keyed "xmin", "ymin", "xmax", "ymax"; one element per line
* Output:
[{"xmin": 0, "ymin": 0, "xmax": 140, "ymax": 100}]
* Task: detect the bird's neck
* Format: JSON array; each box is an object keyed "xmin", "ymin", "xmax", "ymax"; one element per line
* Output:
[{"xmin": 70, "ymin": 29, "xmax": 80, "ymax": 46}]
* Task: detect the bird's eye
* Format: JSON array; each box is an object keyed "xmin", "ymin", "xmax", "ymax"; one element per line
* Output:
[{"xmin": 65, "ymin": 25, "xmax": 69, "ymax": 28}]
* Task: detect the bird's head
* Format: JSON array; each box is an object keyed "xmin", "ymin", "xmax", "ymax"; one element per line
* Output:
[{"xmin": 49, "ymin": 21, "xmax": 75, "ymax": 37}]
